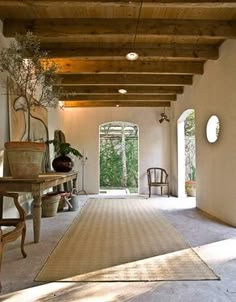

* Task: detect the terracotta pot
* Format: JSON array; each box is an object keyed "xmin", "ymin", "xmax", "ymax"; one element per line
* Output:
[
  {"xmin": 5, "ymin": 141, "xmax": 46, "ymax": 178},
  {"xmin": 52, "ymin": 155, "xmax": 73, "ymax": 172},
  {"xmin": 185, "ymin": 181, "xmax": 196, "ymax": 197}
]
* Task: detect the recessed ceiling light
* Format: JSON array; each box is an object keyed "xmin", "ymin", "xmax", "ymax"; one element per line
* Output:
[
  {"xmin": 118, "ymin": 88, "xmax": 127, "ymax": 94},
  {"xmin": 126, "ymin": 52, "xmax": 139, "ymax": 61}
]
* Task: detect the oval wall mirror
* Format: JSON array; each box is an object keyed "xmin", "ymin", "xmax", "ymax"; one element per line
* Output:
[{"xmin": 206, "ymin": 115, "xmax": 220, "ymax": 143}]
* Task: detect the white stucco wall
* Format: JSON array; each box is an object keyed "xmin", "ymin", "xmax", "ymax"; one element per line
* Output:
[
  {"xmin": 0, "ymin": 73, "xmax": 9, "ymax": 150},
  {"xmin": 0, "ymin": 23, "xmax": 11, "ymax": 176},
  {"xmin": 171, "ymin": 39, "xmax": 236, "ymax": 226},
  {"xmin": 0, "ymin": 23, "xmax": 9, "ymax": 149},
  {"xmin": 55, "ymin": 107, "xmax": 171, "ymax": 194}
]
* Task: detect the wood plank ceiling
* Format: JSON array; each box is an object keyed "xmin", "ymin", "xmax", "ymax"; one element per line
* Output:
[{"xmin": 0, "ymin": 0, "xmax": 236, "ymax": 107}]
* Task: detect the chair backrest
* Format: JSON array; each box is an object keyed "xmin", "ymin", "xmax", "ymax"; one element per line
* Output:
[{"xmin": 147, "ymin": 168, "xmax": 168, "ymax": 185}]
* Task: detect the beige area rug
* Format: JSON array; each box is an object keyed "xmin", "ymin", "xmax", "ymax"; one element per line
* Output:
[{"xmin": 35, "ymin": 199, "xmax": 219, "ymax": 282}]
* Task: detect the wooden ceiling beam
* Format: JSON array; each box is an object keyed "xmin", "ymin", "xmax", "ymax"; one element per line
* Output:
[
  {"xmin": 59, "ymin": 85, "xmax": 184, "ymax": 94},
  {"xmin": 63, "ymin": 100, "xmax": 171, "ymax": 108},
  {"xmin": 53, "ymin": 59, "xmax": 203, "ymax": 74},
  {"xmin": 3, "ymin": 19, "xmax": 236, "ymax": 40},
  {"xmin": 0, "ymin": 1, "xmax": 236, "ymax": 10},
  {"xmin": 61, "ymin": 94, "xmax": 176, "ymax": 101},
  {"xmin": 58, "ymin": 74, "xmax": 193, "ymax": 85},
  {"xmin": 44, "ymin": 44, "xmax": 218, "ymax": 60}
]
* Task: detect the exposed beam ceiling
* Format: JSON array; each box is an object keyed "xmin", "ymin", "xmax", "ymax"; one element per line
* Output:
[
  {"xmin": 53, "ymin": 59, "xmax": 204, "ymax": 74},
  {"xmin": 61, "ymin": 94, "xmax": 176, "ymax": 101},
  {"xmin": 3, "ymin": 19, "xmax": 236, "ymax": 40},
  {"xmin": 64, "ymin": 101, "xmax": 171, "ymax": 108},
  {"xmin": 40, "ymin": 44, "xmax": 220, "ymax": 61},
  {"xmin": 58, "ymin": 74, "xmax": 193, "ymax": 86},
  {"xmin": 60, "ymin": 86, "xmax": 184, "ymax": 94},
  {"xmin": 0, "ymin": 1, "xmax": 236, "ymax": 107}
]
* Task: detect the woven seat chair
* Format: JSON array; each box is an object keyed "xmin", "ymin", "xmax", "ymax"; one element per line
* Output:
[
  {"xmin": 0, "ymin": 191, "xmax": 27, "ymax": 291},
  {"xmin": 147, "ymin": 167, "xmax": 170, "ymax": 197}
]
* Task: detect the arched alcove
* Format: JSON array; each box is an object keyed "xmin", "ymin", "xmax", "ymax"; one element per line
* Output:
[{"xmin": 177, "ymin": 109, "xmax": 196, "ymax": 199}]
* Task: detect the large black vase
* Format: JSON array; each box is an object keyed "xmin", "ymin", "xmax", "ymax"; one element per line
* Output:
[{"xmin": 52, "ymin": 155, "xmax": 73, "ymax": 172}]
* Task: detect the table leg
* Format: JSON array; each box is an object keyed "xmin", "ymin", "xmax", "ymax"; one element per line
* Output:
[{"xmin": 32, "ymin": 185, "xmax": 42, "ymax": 243}]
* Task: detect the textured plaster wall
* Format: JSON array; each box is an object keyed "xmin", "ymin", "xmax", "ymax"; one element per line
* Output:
[
  {"xmin": 55, "ymin": 107, "xmax": 171, "ymax": 195},
  {"xmin": 171, "ymin": 39, "xmax": 236, "ymax": 226}
]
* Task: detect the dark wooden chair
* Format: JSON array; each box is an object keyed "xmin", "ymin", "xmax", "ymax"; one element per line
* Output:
[
  {"xmin": 0, "ymin": 192, "xmax": 27, "ymax": 291},
  {"xmin": 147, "ymin": 168, "xmax": 170, "ymax": 197}
]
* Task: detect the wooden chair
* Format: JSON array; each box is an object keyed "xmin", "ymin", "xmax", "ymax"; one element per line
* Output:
[
  {"xmin": 147, "ymin": 168, "xmax": 170, "ymax": 197},
  {"xmin": 0, "ymin": 192, "xmax": 27, "ymax": 290}
]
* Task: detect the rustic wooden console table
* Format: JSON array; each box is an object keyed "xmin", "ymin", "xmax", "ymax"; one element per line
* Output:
[{"xmin": 0, "ymin": 171, "xmax": 78, "ymax": 243}]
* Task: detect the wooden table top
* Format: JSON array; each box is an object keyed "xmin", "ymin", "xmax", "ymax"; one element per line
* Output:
[{"xmin": 0, "ymin": 171, "xmax": 78, "ymax": 183}]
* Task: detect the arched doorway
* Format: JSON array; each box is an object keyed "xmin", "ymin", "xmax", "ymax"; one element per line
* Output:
[
  {"xmin": 177, "ymin": 110, "xmax": 196, "ymax": 199},
  {"xmin": 99, "ymin": 121, "xmax": 139, "ymax": 195}
]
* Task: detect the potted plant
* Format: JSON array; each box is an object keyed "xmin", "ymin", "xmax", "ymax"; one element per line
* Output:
[
  {"xmin": 48, "ymin": 140, "xmax": 83, "ymax": 172},
  {"xmin": 0, "ymin": 32, "xmax": 60, "ymax": 178}
]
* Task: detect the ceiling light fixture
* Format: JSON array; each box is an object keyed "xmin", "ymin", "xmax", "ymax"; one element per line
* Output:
[
  {"xmin": 126, "ymin": 0, "xmax": 143, "ymax": 61},
  {"xmin": 58, "ymin": 100, "xmax": 65, "ymax": 110},
  {"xmin": 126, "ymin": 52, "xmax": 139, "ymax": 61},
  {"xmin": 118, "ymin": 88, "xmax": 127, "ymax": 94},
  {"xmin": 159, "ymin": 108, "xmax": 170, "ymax": 123}
]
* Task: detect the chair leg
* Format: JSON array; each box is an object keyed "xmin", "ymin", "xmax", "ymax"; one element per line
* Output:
[
  {"xmin": 161, "ymin": 186, "xmax": 163, "ymax": 196},
  {"xmin": 148, "ymin": 186, "xmax": 151, "ymax": 198},
  {"xmin": 21, "ymin": 223, "xmax": 27, "ymax": 258},
  {"xmin": 168, "ymin": 185, "xmax": 170, "ymax": 197}
]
